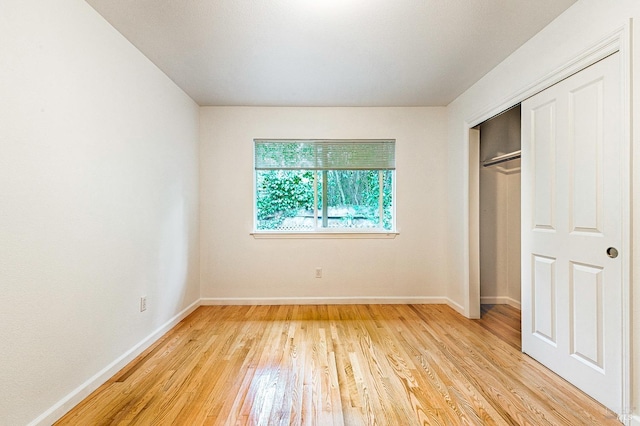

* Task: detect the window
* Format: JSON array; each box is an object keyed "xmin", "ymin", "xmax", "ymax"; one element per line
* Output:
[{"xmin": 254, "ymin": 139, "xmax": 395, "ymax": 233}]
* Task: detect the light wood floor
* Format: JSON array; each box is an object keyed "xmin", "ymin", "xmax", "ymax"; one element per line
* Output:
[{"xmin": 56, "ymin": 304, "xmax": 620, "ymax": 425}]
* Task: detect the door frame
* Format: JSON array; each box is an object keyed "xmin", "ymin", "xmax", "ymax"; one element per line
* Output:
[{"xmin": 462, "ymin": 24, "xmax": 631, "ymax": 419}]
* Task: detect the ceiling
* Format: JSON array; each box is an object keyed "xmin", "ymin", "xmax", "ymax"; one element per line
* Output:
[{"xmin": 85, "ymin": 0, "xmax": 576, "ymax": 107}]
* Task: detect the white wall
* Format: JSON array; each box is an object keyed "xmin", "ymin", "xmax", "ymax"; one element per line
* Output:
[
  {"xmin": 0, "ymin": 1, "xmax": 200, "ymax": 424},
  {"xmin": 200, "ymin": 107, "xmax": 449, "ymax": 303},
  {"xmin": 446, "ymin": 0, "xmax": 639, "ymax": 421}
]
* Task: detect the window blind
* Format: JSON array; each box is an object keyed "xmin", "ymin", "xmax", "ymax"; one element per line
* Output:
[{"xmin": 254, "ymin": 139, "xmax": 395, "ymax": 171}]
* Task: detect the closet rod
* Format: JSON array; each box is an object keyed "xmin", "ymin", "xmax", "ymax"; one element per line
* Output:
[{"xmin": 482, "ymin": 150, "xmax": 521, "ymax": 168}]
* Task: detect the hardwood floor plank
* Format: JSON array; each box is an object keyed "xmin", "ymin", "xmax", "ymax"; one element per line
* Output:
[
  {"xmin": 55, "ymin": 304, "xmax": 621, "ymax": 425},
  {"xmin": 410, "ymin": 305, "xmax": 572, "ymax": 425}
]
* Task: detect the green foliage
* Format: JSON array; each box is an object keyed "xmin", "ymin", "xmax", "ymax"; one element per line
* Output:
[
  {"xmin": 256, "ymin": 169, "xmax": 393, "ymax": 230},
  {"xmin": 256, "ymin": 170, "xmax": 315, "ymax": 228}
]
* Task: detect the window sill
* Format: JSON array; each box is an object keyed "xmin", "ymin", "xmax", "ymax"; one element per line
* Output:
[{"xmin": 251, "ymin": 231, "xmax": 399, "ymax": 239}]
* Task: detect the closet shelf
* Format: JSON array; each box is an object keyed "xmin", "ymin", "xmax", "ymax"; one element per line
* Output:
[{"xmin": 482, "ymin": 150, "xmax": 521, "ymax": 167}]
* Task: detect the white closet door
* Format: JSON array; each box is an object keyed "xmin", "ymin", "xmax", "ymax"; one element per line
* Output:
[{"xmin": 521, "ymin": 52, "xmax": 623, "ymax": 413}]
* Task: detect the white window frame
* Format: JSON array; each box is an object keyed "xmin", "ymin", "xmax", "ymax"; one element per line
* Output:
[{"xmin": 252, "ymin": 139, "xmax": 398, "ymax": 238}]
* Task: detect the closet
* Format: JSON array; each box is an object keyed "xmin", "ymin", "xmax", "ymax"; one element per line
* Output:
[{"xmin": 478, "ymin": 105, "xmax": 521, "ymax": 308}]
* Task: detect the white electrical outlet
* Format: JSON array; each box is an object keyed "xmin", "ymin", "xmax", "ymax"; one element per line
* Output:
[
  {"xmin": 140, "ymin": 296, "xmax": 147, "ymax": 312},
  {"xmin": 315, "ymin": 267, "xmax": 322, "ymax": 278}
]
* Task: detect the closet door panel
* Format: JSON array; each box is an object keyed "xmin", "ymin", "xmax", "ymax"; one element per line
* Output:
[
  {"xmin": 531, "ymin": 254, "xmax": 556, "ymax": 345},
  {"xmin": 569, "ymin": 78, "xmax": 604, "ymax": 234},
  {"xmin": 521, "ymin": 52, "xmax": 623, "ymax": 413},
  {"xmin": 569, "ymin": 262, "xmax": 604, "ymax": 370},
  {"xmin": 530, "ymin": 100, "xmax": 557, "ymax": 232}
]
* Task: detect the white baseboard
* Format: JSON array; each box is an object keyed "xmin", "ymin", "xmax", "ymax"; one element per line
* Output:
[
  {"xmin": 200, "ymin": 296, "xmax": 450, "ymax": 305},
  {"xmin": 446, "ymin": 299, "xmax": 466, "ymax": 316},
  {"xmin": 29, "ymin": 299, "xmax": 200, "ymax": 426},
  {"xmin": 480, "ymin": 296, "xmax": 521, "ymax": 310},
  {"xmin": 629, "ymin": 413, "xmax": 640, "ymax": 426}
]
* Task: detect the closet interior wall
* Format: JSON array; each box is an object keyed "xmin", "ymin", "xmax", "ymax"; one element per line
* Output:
[{"xmin": 479, "ymin": 106, "xmax": 522, "ymax": 308}]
